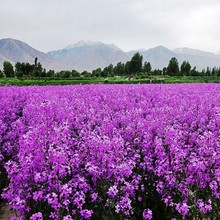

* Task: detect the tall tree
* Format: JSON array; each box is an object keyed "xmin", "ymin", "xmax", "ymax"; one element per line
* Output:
[
  {"xmin": 129, "ymin": 52, "xmax": 143, "ymax": 75},
  {"xmin": 180, "ymin": 61, "xmax": 191, "ymax": 76},
  {"xmin": 167, "ymin": 57, "xmax": 179, "ymax": 76},
  {"xmin": 190, "ymin": 66, "xmax": 198, "ymax": 77},
  {"xmin": 206, "ymin": 67, "xmax": 211, "ymax": 76},
  {"xmin": 46, "ymin": 70, "xmax": 55, "ymax": 78},
  {"xmin": 143, "ymin": 61, "xmax": 152, "ymax": 73},
  {"xmin": 92, "ymin": 68, "xmax": 102, "ymax": 77},
  {"xmin": 3, "ymin": 61, "xmax": 14, "ymax": 77},
  {"xmin": 34, "ymin": 57, "xmax": 38, "ymax": 67},
  {"xmin": 33, "ymin": 62, "xmax": 43, "ymax": 77},
  {"xmin": 113, "ymin": 62, "xmax": 125, "ymax": 76},
  {"xmin": 125, "ymin": 61, "xmax": 131, "ymax": 75},
  {"xmin": 101, "ymin": 64, "xmax": 114, "ymax": 77},
  {"xmin": 0, "ymin": 70, "xmax": 4, "ymax": 78},
  {"xmin": 71, "ymin": 69, "xmax": 80, "ymax": 77},
  {"xmin": 15, "ymin": 62, "xmax": 23, "ymax": 77}
]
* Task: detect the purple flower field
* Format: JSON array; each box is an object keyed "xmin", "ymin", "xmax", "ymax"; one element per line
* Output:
[{"xmin": 0, "ymin": 84, "xmax": 220, "ymax": 219}]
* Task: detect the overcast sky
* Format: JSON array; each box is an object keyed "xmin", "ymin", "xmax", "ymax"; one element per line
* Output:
[{"xmin": 1, "ymin": 0, "xmax": 220, "ymax": 54}]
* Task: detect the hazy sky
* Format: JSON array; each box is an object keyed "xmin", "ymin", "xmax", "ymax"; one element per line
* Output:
[{"xmin": 1, "ymin": 0, "xmax": 220, "ymax": 53}]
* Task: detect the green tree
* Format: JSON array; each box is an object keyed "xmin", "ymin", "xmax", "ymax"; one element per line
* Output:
[
  {"xmin": 143, "ymin": 61, "xmax": 152, "ymax": 73},
  {"xmin": 206, "ymin": 67, "xmax": 211, "ymax": 76},
  {"xmin": 81, "ymin": 71, "xmax": 91, "ymax": 77},
  {"xmin": 33, "ymin": 61, "xmax": 43, "ymax": 77},
  {"xmin": 167, "ymin": 57, "xmax": 179, "ymax": 76},
  {"xmin": 113, "ymin": 62, "xmax": 125, "ymax": 76},
  {"xmin": 107, "ymin": 64, "xmax": 114, "ymax": 77},
  {"xmin": 92, "ymin": 68, "xmax": 102, "ymax": 77},
  {"xmin": 129, "ymin": 52, "xmax": 143, "ymax": 75},
  {"xmin": 59, "ymin": 70, "xmax": 71, "ymax": 78},
  {"xmin": 162, "ymin": 67, "xmax": 167, "ymax": 75},
  {"xmin": 180, "ymin": 61, "xmax": 191, "ymax": 76},
  {"xmin": 15, "ymin": 62, "xmax": 23, "ymax": 77},
  {"xmin": 40, "ymin": 69, "xmax": 47, "ymax": 77},
  {"xmin": 125, "ymin": 61, "xmax": 131, "ymax": 75},
  {"xmin": 3, "ymin": 61, "xmax": 14, "ymax": 77},
  {"xmin": 190, "ymin": 66, "xmax": 198, "ymax": 77},
  {"xmin": 211, "ymin": 67, "xmax": 218, "ymax": 77},
  {"xmin": 218, "ymin": 68, "xmax": 220, "ymax": 77},
  {"xmin": 72, "ymin": 70, "xmax": 80, "ymax": 77},
  {"xmin": 17, "ymin": 62, "xmax": 35, "ymax": 77},
  {"xmin": 25, "ymin": 63, "xmax": 35, "ymax": 76},
  {"xmin": 0, "ymin": 70, "xmax": 4, "ymax": 78},
  {"xmin": 46, "ymin": 70, "xmax": 55, "ymax": 78},
  {"xmin": 101, "ymin": 64, "xmax": 114, "ymax": 77},
  {"xmin": 153, "ymin": 69, "xmax": 162, "ymax": 75},
  {"xmin": 101, "ymin": 67, "xmax": 109, "ymax": 77},
  {"xmin": 20, "ymin": 63, "xmax": 27, "ymax": 76}
]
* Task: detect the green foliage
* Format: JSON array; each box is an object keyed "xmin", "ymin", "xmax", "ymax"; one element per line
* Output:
[
  {"xmin": 190, "ymin": 66, "xmax": 199, "ymax": 76},
  {"xmin": 167, "ymin": 57, "xmax": 179, "ymax": 76},
  {"xmin": 152, "ymin": 69, "xmax": 162, "ymax": 75},
  {"xmin": 101, "ymin": 64, "xmax": 114, "ymax": 77},
  {"xmin": 72, "ymin": 69, "xmax": 80, "ymax": 77},
  {"xmin": 40, "ymin": 69, "xmax": 47, "ymax": 77},
  {"xmin": 3, "ymin": 61, "xmax": 14, "ymax": 77},
  {"xmin": 162, "ymin": 67, "xmax": 167, "ymax": 75},
  {"xmin": 143, "ymin": 61, "xmax": 152, "ymax": 73},
  {"xmin": 0, "ymin": 75, "xmax": 220, "ymax": 86},
  {"xmin": 125, "ymin": 61, "xmax": 131, "ymax": 75},
  {"xmin": 15, "ymin": 62, "xmax": 23, "ymax": 77},
  {"xmin": 2, "ymin": 55, "xmax": 220, "ymax": 80},
  {"xmin": 46, "ymin": 70, "xmax": 55, "ymax": 78},
  {"xmin": 0, "ymin": 70, "xmax": 4, "ymax": 78},
  {"xmin": 15, "ymin": 60, "xmax": 43, "ymax": 77},
  {"xmin": 129, "ymin": 52, "xmax": 143, "ymax": 75},
  {"xmin": 59, "ymin": 70, "xmax": 71, "ymax": 78},
  {"xmin": 180, "ymin": 61, "xmax": 191, "ymax": 76},
  {"xmin": 92, "ymin": 68, "xmax": 102, "ymax": 77},
  {"xmin": 81, "ymin": 70, "xmax": 91, "ymax": 77},
  {"xmin": 113, "ymin": 62, "xmax": 125, "ymax": 76}
]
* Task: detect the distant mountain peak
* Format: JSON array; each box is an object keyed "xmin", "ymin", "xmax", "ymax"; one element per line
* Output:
[
  {"xmin": 65, "ymin": 40, "xmax": 103, "ymax": 49},
  {"xmin": 148, "ymin": 45, "xmax": 173, "ymax": 52},
  {"xmin": 0, "ymin": 38, "xmax": 22, "ymax": 47},
  {"xmin": 0, "ymin": 38, "xmax": 58, "ymax": 71},
  {"xmin": 64, "ymin": 40, "xmax": 123, "ymax": 52},
  {"xmin": 153, "ymin": 45, "xmax": 168, "ymax": 49},
  {"xmin": 1, "ymin": 38, "xmax": 18, "ymax": 42},
  {"xmin": 174, "ymin": 47, "xmax": 215, "ymax": 57},
  {"xmin": 1, "ymin": 37, "xmax": 220, "ymax": 72},
  {"xmin": 0, "ymin": 38, "xmax": 38, "ymax": 53}
]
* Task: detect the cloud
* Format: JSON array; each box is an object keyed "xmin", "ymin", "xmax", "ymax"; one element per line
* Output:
[{"xmin": 1, "ymin": 0, "xmax": 220, "ymax": 53}]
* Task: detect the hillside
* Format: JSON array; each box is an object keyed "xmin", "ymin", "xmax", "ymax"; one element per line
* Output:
[
  {"xmin": 1, "ymin": 38, "xmax": 220, "ymax": 71},
  {"xmin": 48, "ymin": 41, "xmax": 129, "ymax": 71},
  {"xmin": 0, "ymin": 38, "xmax": 59, "ymax": 70}
]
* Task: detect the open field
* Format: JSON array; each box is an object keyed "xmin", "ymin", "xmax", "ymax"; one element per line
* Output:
[
  {"xmin": 0, "ymin": 84, "xmax": 220, "ymax": 219},
  {"xmin": 0, "ymin": 76, "xmax": 220, "ymax": 86}
]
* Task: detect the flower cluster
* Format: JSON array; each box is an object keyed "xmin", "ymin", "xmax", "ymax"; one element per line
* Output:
[{"xmin": 0, "ymin": 83, "xmax": 220, "ymax": 219}]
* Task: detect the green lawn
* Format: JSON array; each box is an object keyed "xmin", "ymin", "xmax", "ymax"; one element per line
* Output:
[{"xmin": 0, "ymin": 76, "xmax": 219, "ymax": 86}]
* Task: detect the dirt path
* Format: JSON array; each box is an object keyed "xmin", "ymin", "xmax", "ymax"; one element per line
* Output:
[{"xmin": 0, "ymin": 205, "xmax": 14, "ymax": 220}]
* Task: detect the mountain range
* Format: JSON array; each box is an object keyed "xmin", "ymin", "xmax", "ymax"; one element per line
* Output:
[{"xmin": 0, "ymin": 38, "xmax": 220, "ymax": 72}]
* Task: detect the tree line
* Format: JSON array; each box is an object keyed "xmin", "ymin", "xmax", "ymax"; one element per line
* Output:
[{"xmin": 1, "ymin": 53, "xmax": 220, "ymax": 78}]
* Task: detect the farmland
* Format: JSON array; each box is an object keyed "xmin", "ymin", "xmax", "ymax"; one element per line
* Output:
[
  {"xmin": 0, "ymin": 76, "xmax": 220, "ymax": 86},
  {"xmin": 0, "ymin": 84, "xmax": 220, "ymax": 219}
]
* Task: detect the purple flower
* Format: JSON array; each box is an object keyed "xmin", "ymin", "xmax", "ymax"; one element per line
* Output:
[
  {"xmin": 80, "ymin": 209, "xmax": 93, "ymax": 219},
  {"xmin": 143, "ymin": 209, "xmax": 153, "ymax": 219},
  {"xmin": 176, "ymin": 202, "xmax": 189, "ymax": 216},
  {"xmin": 63, "ymin": 215, "xmax": 73, "ymax": 220},
  {"xmin": 107, "ymin": 185, "xmax": 118, "ymax": 198},
  {"xmin": 30, "ymin": 212, "xmax": 43, "ymax": 220},
  {"xmin": 0, "ymin": 84, "xmax": 220, "ymax": 219}
]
